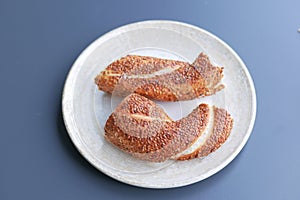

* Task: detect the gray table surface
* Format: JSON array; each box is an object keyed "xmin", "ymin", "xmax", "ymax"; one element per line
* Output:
[{"xmin": 1, "ymin": 0, "xmax": 299, "ymax": 199}]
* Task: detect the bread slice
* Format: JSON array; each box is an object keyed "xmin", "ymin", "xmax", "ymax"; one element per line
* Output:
[
  {"xmin": 104, "ymin": 93, "xmax": 233, "ymax": 162},
  {"xmin": 175, "ymin": 106, "xmax": 233, "ymax": 160},
  {"xmin": 95, "ymin": 53, "xmax": 224, "ymax": 101}
]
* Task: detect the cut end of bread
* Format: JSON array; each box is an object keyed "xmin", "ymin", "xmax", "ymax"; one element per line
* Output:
[{"xmin": 175, "ymin": 106, "xmax": 233, "ymax": 161}]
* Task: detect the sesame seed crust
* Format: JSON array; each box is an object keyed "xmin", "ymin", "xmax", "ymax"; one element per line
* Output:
[
  {"xmin": 104, "ymin": 94, "xmax": 210, "ymax": 162},
  {"xmin": 177, "ymin": 106, "xmax": 233, "ymax": 161},
  {"xmin": 95, "ymin": 53, "xmax": 224, "ymax": 101}
]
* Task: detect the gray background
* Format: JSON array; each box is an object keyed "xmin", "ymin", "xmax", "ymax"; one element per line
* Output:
[{"xmin": 1, "ymin": 0, "xmax": 299, "ymax": 199}]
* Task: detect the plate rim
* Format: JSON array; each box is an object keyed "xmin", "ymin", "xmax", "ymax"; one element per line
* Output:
[{"xmin": 62, "ymin": 20, "xmax": 257, "ymax": 188}]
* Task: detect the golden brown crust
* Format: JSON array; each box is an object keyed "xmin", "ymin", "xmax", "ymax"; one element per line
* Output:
[
  {"xmin": 104, "ymin": 115, "xmax": 174, "ymax": 154},
  {"xmin": 95, "ymin": 53, "xmax": 224, "ymax": 101},
  {"xmin": 177, "ymin": 106, "xmax": 233, "ymax": 161},
  {"xmin": 104, "ymin": 94, "xmax": 210, "ymax": 162}
]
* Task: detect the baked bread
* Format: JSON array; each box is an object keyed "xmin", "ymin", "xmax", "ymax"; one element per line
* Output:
[
  {"xmin": 95, "ymin": 53, "xmax": 224, "ymax": 101},
  {"xmin": 104, "ymin": 93, "xmax": 233, "ymax": 162},
  {"xmin": 175, "ymin": 106, "xmax": 233, "ymax": 160}
]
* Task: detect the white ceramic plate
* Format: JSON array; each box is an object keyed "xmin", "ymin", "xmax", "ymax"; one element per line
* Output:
[{"xmin": 62, "ymin": 20, "xmax": 256, "ymax": 188}]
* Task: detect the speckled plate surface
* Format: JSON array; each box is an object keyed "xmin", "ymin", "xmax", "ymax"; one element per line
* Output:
[{"xmin": 62, "ymin": 20, "xmax": 256, "ymax": 188}]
